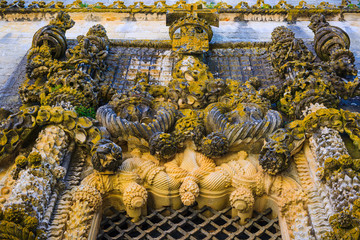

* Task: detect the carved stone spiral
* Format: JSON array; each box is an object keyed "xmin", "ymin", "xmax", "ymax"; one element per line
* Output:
[
  {"xmin": 309, "ymin": 14, "xmax": 350, "ymax": 61},
  {"xmin": 205, "ymin": 103, "xmax": 282, "ymax": 148},
  {"xmin": 32, "ymin": 26, "xmax": 67, "ymax": 59},
  {"xmin": 96, "ymin": 103, "xmax": 177, "ymax": 141}
]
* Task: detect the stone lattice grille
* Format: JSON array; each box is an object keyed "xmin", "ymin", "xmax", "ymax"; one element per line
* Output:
[
  {"xmin": 98, "ymin": 206, "xmax": 281, "ymax": 240},
  {"xmin": 103, "ymin": 45, "xmax": 280, "ymax": 91}
]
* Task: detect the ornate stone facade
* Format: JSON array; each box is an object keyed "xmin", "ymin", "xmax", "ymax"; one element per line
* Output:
[{"xmin": 0, "ymin": 2, "xmax": 360, "ymax": 240}]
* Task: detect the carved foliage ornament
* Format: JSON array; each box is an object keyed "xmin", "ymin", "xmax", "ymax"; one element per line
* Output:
[{"xmin": 0, "ymin": 10, "xmax": 359, "ymax": 240}]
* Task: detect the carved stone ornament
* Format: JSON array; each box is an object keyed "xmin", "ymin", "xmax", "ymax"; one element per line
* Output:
[{"xmin": 0, "ymin": 7, "xmax": 360, "ymax": 240}]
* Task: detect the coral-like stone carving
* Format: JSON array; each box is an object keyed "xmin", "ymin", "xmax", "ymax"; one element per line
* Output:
[
  {"xmin": 32, "ymin": 11, "xmax": 74, "ymax": 59},
  {"xmin": 0, "ymin": 13, "xmax": 113, "ymax": 239},
  {"xmin": 64, "ymin": 140, "xmax": 146, "ymax": 237},
  {"xmin": 293, "ymin": 152, "xmax": 333, "ymax": 237},
  {"xmin": 169, "ymin": 55, "xmax": 226, "ymax": 109},
  {"xmin": 325, "ymin": 199, "xmax": 360, "ymax": 239},
  {"xmin": 179, "ymin": 176, "xmax": 200, "ymax": 206},
  {"xmin": 309, "ymin": 14, "xmax": 357, "ymax": 77},
  {"xmin": 149, "ymin": 132, "xmax": 177, "ymax": 163},
  {"xmin": 91, "ymin": 139, "xmax": 123, "ymax": 173},
  {"xmin": 47, "ymin": 147, "xmax": 87, "ymax": 239},
  {"xmin": 3, "ymin": 125, "xmax": 69, "ymax": 239},
  {"xmin": 3, "ymin": 7, "xmax": 360, "ymax": 240},
  {"xmin": 201, "ymin": 132, "xmax": 229, "ymax": 158},
  {"xmin": 123, "ymin": 182, "xmax": 148, "ymax": 210},
  {"xmin": 269, "ymin": 26, "xmax": 343, "ymax": 119},
  {"xmin": 21, "ymin": 13, "xmax": 109, "ymax": 110},
  {"xmin": 173, "ymin": 116, "xmax": 206, "ymax": 149},
  {"xmin": 259, "ymin": 129, "xmax": 293, "ymax": 175},
  {"xmin": 0, "ymin": 105, "xmax": 103, "ymax": 164},
  {"xmin": 307, "ymin": 121, "xmax": 360, "ymax": 238},
  {"xmin": 310, "ymin": 127, "xmax": 360, "ymax": 212},
  {"xmin": 63, "ymin": 184, "xmax": 102, "ymax": 239}
]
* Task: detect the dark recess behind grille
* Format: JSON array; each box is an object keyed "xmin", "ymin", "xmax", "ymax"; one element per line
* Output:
[{"xmin": 98, "ymin": 206, "xmax": 282, "ymax": 240}]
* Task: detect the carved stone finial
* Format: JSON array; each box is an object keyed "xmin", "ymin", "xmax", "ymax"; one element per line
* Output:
[
  {"xmin": 123, "ymin": 182, "xmax": 148, "ymax": 210},
  {"xmin": 230, "ymin": 187, "xmax": 255, "ymax": 212},
  {"xmin": 179, "ymin": 176, "xmax": 200, "ymax": 206},
  {"xmin": 49, "ymin": 11, "xmax": 75, "ymax": 32}
]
